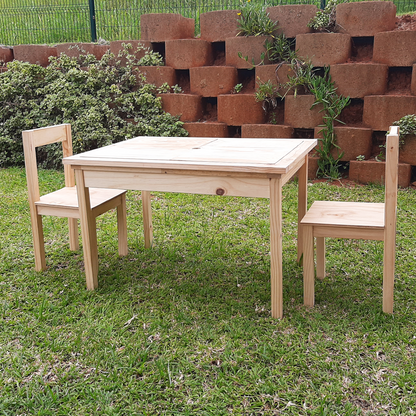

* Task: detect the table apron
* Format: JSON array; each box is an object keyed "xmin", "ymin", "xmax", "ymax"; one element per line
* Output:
[{"xmin": 83, "ymin": 170, "xmax": 274, "ymax": 198}]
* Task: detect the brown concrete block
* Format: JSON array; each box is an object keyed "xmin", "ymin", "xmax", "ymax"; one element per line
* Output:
[
  {"xmin": 158, "ymin": 93, "xmax": 203, "ymax": 122},
  {"xmin": 110, "ymin": 40, "xmax": 152, "ymax": 66},
  {"xmin": 183, "ymin": 122, "xmax": 228, "ymax": 137},
  {"xmin": 218, "ymin": 94, "xmax": 266, "ymax": 125},
  {"xmin": 190, "ymin": 66, "xmax": 238, "ymax": 97},
  {"xmin": 412, "ymin": 64, "xmax": 416, "ymax": 96},
  {"xmin": 363, "ymin": 96, "xmax": 416, "ymax": 130},
  {"xmin": 225, "ymin": 36, "xmax": 271, "ymax": 69},
  {"xmin": 137, "ymin": 66, "xmax": 176, "ymax": 88},
  {"xmin": 284, "ymin": 95, "xmax": 323, "ymax": 128},
  {"xmin": 266, "ymin": 5, "xmax": 318, "ymax": 38},
  {"xmin": 0, "ymin": 46, "xmax": 13, "ymax": 63},
  {"xmin": 336, "ymin": 1, "xmax": 396, "ymax": 36},
  {"xmin": 55, "ymin": 43, "xmax": 109, "ymax": 60},
  {"xmin": 400, "ymin": 135, "xmax": 416, "ymax": 165},
  {"xmin": 241, "ymin": 124, "xmax": 293, "ymax": 138},
  {"xmin": 314, "ymin": 126, "xmax": 372, "ymax": 161},
  {"xmin": 200, "ymin": 10, "xmax": 239, "ymax": 42},
  {"xmin": 93, "ymin": 45, "xmax": 110, "ymax": 60},
  {"xmin": 166, "ymin": 40, "xmax": 212, "ymax": 69},
  {"xmin": 373, "ymin": 31, "xmax": 416, "ymax": 67},
  {"xmin": 13, "ymin": 44, "xmax": 57, "ymax": 67},
  {"xmin": 141, "ymin": 14, "xmax": 194, "ymax": 41},
  {"xmin": 296, "ymin": 33, "xmax": 351, "ymax": 67},
  {"xmin": 349, "ymin": 160, "xmax": 411, "ymax": 187},
  {"xmin": 308, "ymin": 156, "xmax": 319, "ymax": 180},
  {"xmin": 330, "ymin": 63, "xmax": 388, "ymax": 98}
]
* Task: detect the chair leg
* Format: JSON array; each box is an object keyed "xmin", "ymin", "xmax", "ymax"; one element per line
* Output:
[
  {"xmin": 117, "ymin": 193, "xmax": 128, "ymax": 256},
  {"xmin": 303, "ymin": 225, "xmax": 315, "ymax": 307},
  {"xmin": 68, "ymin": 218, "xmax": 79, "ymax": 251},
  {"xmin": 31, "ymin": 213, "xmax": 46, "ymax": 271},
  {"xmin": 91, "ymin": 216, "xmax": 99, "ymax": 281},
  {"xmin": 383, "ymin": 239, "xmax": 395, "ymax": 314},
  {"xmin": 316, "ymin": 237, "xmax": 326, "ymax": 280}
]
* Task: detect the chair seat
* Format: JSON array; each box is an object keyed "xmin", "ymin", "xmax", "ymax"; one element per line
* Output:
[
  {"xmin": 301, "ymin": 201, "xmax": 385, "ymax": 229},
  {"xmin": 36, "ymin": 186, "xmax": 126, "ymax": 211}
]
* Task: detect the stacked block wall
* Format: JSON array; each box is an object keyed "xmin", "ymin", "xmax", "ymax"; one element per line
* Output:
[{"xmin": 3, "ymin": 5, "xmax": 416, "ymax": 185}]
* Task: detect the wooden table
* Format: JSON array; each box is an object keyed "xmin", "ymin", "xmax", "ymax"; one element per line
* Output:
[{"xmin": 63, "ymin": 136, "xmax": 316, "ymax": 319}]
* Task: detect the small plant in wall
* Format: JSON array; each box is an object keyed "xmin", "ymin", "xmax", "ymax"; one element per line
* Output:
[
  {"xmin": 265, "ymin": 34, "xmax": 296, "ymax": 64},
  {"xmin": 237, "ymin": 0, "xmax": 277, "ymax": 37},
  {"xmin": 255, "ymin": 33, "xmax": 350, "ymax": 179},
  {"xmin": 307, "ymin": 0, "xmax": 345, "ymax": 32},
  {"xmin": 265, "ymin": 34, "xmax": 315, "ymax": 97},
  {"xmin": 232, "ymin": 83, "xmax": 243, "ymax": 94},
  {"xmin": 308, "ymin": 67, "xmax": 350, "ymax": 178},
  {"xmin": 236, "ymin": 0, "xmax": 277, "ymax": 67},
  {"xmin": 375, "ymin": 144, "xmax": 386, "ymax": 162},
  {"xmin": 255, "ymin": 78, "xmax": 279, "ymax": 112}
]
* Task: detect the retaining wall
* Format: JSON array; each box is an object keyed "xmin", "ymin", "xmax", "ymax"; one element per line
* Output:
[{"xmin": 1, "ymin": 2, "xmax": 416, "ymax": 185}]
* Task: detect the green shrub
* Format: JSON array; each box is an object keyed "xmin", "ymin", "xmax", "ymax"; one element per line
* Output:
[
  {"xmin": 0, "ymin": 47, "xmax": 187, "ymax": 169},
  {"xmin": 393, "ymin": 114, "xmax": 416, "ymax": 146}
]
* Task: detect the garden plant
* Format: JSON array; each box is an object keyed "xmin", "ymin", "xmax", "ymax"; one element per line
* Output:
[
  {"xmin": 0, "ymin": 44, "xmax": 187, "ymax": 169},
  {"xmin": 236, "ymin": 0, "xmax": 277, "ymax": 37},
  {"xmin": 393, "ymin": 114, "xmax": 416, "ymax": 146},
  {"xmin": 255, "ymin": 34, "xmax": 350, "ymax": 179}
]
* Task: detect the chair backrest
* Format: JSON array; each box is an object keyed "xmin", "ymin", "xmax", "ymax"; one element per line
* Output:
[
  {"xmin": 384, "ymin": 125, "xmax": 399, "ymax": 236},
  {"xmin": 22, "ymin": 124, "xmax": 74, "ymax": 205}
]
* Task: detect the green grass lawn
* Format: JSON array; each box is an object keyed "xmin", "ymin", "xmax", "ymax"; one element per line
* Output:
[{"xmin": 1, "ymin": 166, "xmax": 416, "ymax": 415}]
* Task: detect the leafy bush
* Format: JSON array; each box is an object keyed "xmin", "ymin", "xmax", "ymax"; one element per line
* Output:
[
  {"xmin": 0, "ymin": 47, "xmax": 187, "ymax": 168},
  {"xmin": 393, "ymin": 114, "xmax": 416, "ymax": 136},
  {"xmin": 237, "ymin": 1, "xmax": 277, "ymax": 37},
  {"xmin": 393, "ymin": 114, "xmax": 416, "ymax": 148}
]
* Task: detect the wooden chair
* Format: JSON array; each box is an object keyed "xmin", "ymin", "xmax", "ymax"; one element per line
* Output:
[
  {"xmin": 301, "ymin": 126, "xmax": 399, "ymax": 313},
  {"xmin": 23, "ymin": 124, "xmax": 128, "ymax": 273}
]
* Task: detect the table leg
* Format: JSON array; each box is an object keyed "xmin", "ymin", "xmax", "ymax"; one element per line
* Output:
[
  {"xmin": 142, "ymin": 190, "xmax": 153, "ymax": 248},
  {"xmin": 270, "ymin": 177, "xmax": 283, "ymax": 319},
  {"xmin": 75, "ymin": 169, "xmax": 98, "ymax": 290},
  {"xmin": 297, "ymin": 155, "xmax": 308, "ymax": 262}
]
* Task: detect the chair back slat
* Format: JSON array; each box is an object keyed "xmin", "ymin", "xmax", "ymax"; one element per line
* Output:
[
  {"xmin": 384, "ymin": 126, "xmax": 399, "ymax": 236},
  {"xmin": 61, "ymin": 125, "xmax": 75, "ymax": 187},
  {"xmin": 22, "ymin": 124, "xmax": 74, "ymax": 203},
  {"xmin": 29, "ymin": 124, "xmax": 69, "ymax": 148}
]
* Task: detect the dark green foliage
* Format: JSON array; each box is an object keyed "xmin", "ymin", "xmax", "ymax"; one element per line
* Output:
[
  {"xmin": 0, "ymin": 49, "xmax": 187, "ymax": 168},
  {"xmin": 393, "ymin": 114, "xmax": 416, "ymax": 146}
]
